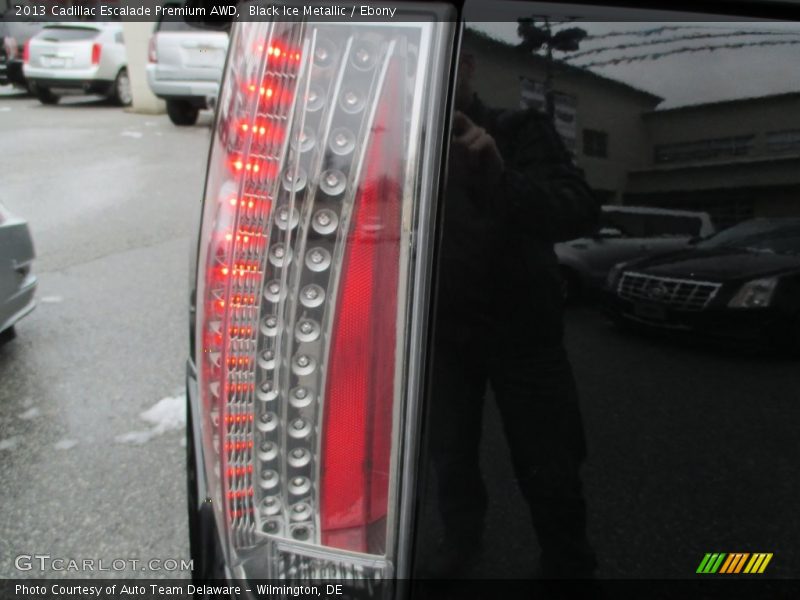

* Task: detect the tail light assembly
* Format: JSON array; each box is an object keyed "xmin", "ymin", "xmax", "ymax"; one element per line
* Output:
[
  {"xmin": 195, "ymin": 5, "xmax": 453, "ymax": 582},
  {"xmin": 148, "ymin": 35, "xmax": 158, "ymax": 64},
  {"xmin": 91, "ymin": 42, "xmax": 102, "ymax": 66},
  {"xmin": 22, "ymin": 39, "xmax": 30, "ymax": 65}
]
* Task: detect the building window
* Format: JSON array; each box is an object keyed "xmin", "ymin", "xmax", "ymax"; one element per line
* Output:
[
  {"xmin": 766, "ymin": 129, "xmax": 800, "ymax": 154},
  {"xmin": 654, "ymin": 135, "xmax": 755, "ymax": 164},
  {"xmin": 583, "ymin": 129, "xmax": 608, "ymax": 158},
  {"xmin": 520, "ymin": 77, "xmax": 578, "ymax": 154}
]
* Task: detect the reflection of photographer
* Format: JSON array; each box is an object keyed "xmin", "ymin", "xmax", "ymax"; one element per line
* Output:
[{"xmin": 428, "ymin": 52, "xmax": 599, "ymax": 578}]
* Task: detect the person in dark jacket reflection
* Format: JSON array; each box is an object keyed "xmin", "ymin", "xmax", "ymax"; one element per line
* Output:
[{"xmin": 428, "ymin": 53, "xmax": 598, "ymax": 579}]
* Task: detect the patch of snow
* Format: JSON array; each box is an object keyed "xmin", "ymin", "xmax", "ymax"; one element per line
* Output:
[
  {"xmin": 114, "ymin": 431, "xmax": 154, "ymax": 445},
  {"xmin": 54, "ymin": 438, "xmax": 78, "ymax": 450},
  {"xmin": 19, "ymin": 407, "xmax": 41, "ymax": 420},
  {"xmin": 121, "ymin": 130, "xmax": 143, "ymax": 139},
  {"xmin": 140, "ymin": 394, "xmax": 186, "ymax": 434},
  {"xmin": 115, "ymin": 394, "xmax": 186, "ymax": 445},
  {"xmin": 40, "ymin": 295, "xmax": 64, "ymax": 304},
  {"xmin": 0, "ymin": 436, "xmax": 21, "ymax": 451}
]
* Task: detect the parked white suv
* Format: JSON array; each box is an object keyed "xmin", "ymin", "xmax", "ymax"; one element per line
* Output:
[
  {"xmin": 23, "ymin": 23, "xmax": 130, "ymax": 106},
  {"xmin": 146, "ymin": 12, "xmax": 228, "ymax": 126}
]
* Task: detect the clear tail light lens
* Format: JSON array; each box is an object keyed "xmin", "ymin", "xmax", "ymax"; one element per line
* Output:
[
  {"xmin": 195, "ymin": 7, "xmax": 453, "ymax": 581},
  {"xmin": 91, "ymin": 43, "xmax": 102, "ymax": 65}
]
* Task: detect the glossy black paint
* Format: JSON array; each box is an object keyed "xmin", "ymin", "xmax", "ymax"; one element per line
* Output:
[
  {"xmin": 409, "ymin": 0, "xmax": 800, "ymax": 583},
  {"xmin": 182, "ymin": 0, "xmax": 800, "ymax": 590}
]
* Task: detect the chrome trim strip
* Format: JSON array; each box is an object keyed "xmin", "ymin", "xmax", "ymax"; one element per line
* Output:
[{"xmin": 394, "ymin": 12, "xmax": 457, "ymax": 582}]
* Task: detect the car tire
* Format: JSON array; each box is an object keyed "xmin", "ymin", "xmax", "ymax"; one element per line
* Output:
[
  {"xmin": 167, "ymin": 99, "xmax": 200, "ymax": 126},
  {"xmin": 110, "ymin": 68, "xmax": 133, "ymax": 107},
  {"xmin": 186, "ymin": 393, "xmax": 226, "ymax": 595},
  {"xmin": 34, "ymin": 87, "xmax": 59, "ymax": 105},
  {"xmin": 0, "ymin": 326, "xmax": 17, "ymax": 346}
]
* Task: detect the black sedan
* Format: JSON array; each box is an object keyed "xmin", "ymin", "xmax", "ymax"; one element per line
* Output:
[{"xmin": 605, "ymin": 218, "xmax": 800, "ymax": 351}]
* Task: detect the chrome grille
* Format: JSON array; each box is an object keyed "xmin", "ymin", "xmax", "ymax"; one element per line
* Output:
[{"xmin": 617, "ymin": 272, "xmax": 721, "ymax": 311}]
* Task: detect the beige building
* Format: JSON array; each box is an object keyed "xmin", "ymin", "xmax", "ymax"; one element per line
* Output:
[
  {"xmin": 628, "ymin": 93, "xmax": 800, "ymax": 227},
  {"xmin": 464, "ymin": 29, "xmax": 662, "ymax": 203},
  {"xmin": 464, "ymin": 29, "xmax": 800, "ymax": 228}
]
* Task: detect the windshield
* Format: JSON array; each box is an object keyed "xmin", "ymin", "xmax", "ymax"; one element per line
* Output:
[
  {"xmin": 697, "ymin": 219, "xmax": 800, "ymax": 254},
  {"xmin": 602, "ymin": 210, "xmax": 703, "ymax": 237},
  {"xmin": 39, "ymin": 27, "xmax": 100, "ymax": 42}
]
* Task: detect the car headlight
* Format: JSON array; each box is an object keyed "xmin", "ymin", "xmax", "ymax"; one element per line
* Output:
[{"xmin": 728, "ymin": 277, "xmax": 778, "ymax": 308}]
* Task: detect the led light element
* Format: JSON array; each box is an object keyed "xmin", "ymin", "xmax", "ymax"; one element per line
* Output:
[{"xmin": 195, "ymin": 12, "xmax": 454, "ymax": 582}]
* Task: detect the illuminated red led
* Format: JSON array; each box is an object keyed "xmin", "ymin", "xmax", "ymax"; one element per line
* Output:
[
  {"xmin": 224, "ymin": 441, "xmax": 255, "ymax": 452},
  {"xmin": 200, "ymin": 23, "xmax": 306, "ymax": 540},
  {"xmin": 228, "ymin": 326, "xmax": 254, "ymax": 338},
  {"xmin": 224, "ymin": 415, "xmax": 255, "ymax": 426},
  {"xmin": 226, "ymin": 355, "xmax": 254, "ymax": 368},
  {"xmin": 202, "ymin": 331, "xmax": 223, "ymax": 348},
  {"xmin": 228, "ymin": 508, "xmax": 255, "ymax": 520},
  {"xmin": 230, "ymin": 157, "xmax": 261, "ymax": 174},
  {"xmin": 227, "ymin": 489, "xmax": 255, "ymax": 499},
  {"xmin": 226, "ymin": 465, "xmax": 254, "ymax": 477}
]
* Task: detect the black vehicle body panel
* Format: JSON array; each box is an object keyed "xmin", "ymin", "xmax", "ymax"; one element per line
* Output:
[{"xmin": 625, "ymin": 247, "xmax": 800, "ymax": 283}]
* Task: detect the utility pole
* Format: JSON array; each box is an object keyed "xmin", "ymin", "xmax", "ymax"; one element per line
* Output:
[{"xmin": 516, "ymin": 17, "xmax": 587, "ymax": 122}]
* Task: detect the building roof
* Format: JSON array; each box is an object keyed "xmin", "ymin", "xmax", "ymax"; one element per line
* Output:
[
  {"xmin": 644, "ymin": 91, "xmax": 800, "ymax": 116},
  {"xmin": 464, "ymin": 28, "xmax": 664, "ymax": 105}
]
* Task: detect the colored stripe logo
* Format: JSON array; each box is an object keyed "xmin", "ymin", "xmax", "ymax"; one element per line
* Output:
[{"xmin": 697, "ymin": 553, "xmax": 773, "ymax": 574}]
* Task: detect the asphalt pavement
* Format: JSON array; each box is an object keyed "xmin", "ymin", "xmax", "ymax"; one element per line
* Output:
[{"xmin": 0, "ymin": 89, "xmax": 213, "ymax": 578}]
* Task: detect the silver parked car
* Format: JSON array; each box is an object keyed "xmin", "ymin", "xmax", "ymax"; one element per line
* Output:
[
  {"xmin": 146, "ymin": 12, "xmax": 228, "ymax": 126},
  {"xmin": 23, "ymin": 23, "xmax": 130, "ymax": 106},
  {"xmin": 0, "ymin": 202, "xmax": 36, "ymax": 344},
  {"xmin": 556, "ymin": 205, "xmax": 716, "ymax": 300}
]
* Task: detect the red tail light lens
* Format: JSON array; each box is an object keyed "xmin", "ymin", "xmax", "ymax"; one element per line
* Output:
[
  {"xmin": 196, "ymin": 11, "xmax": 453, "ymax": 581},
  {"xmin": 321, "ymin": 61, "xmax": 404, "ymax": 552},
  {"xmin": 91, "ymin": 43, "xmax": 101, "ymax": 65},
  {"xmin": 148, "ymin": 36, "xmax": 157, "ymax": 63},
  {"xmin": 23, "ymin": 40, "xmax": 30, "ymax": 65}
]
